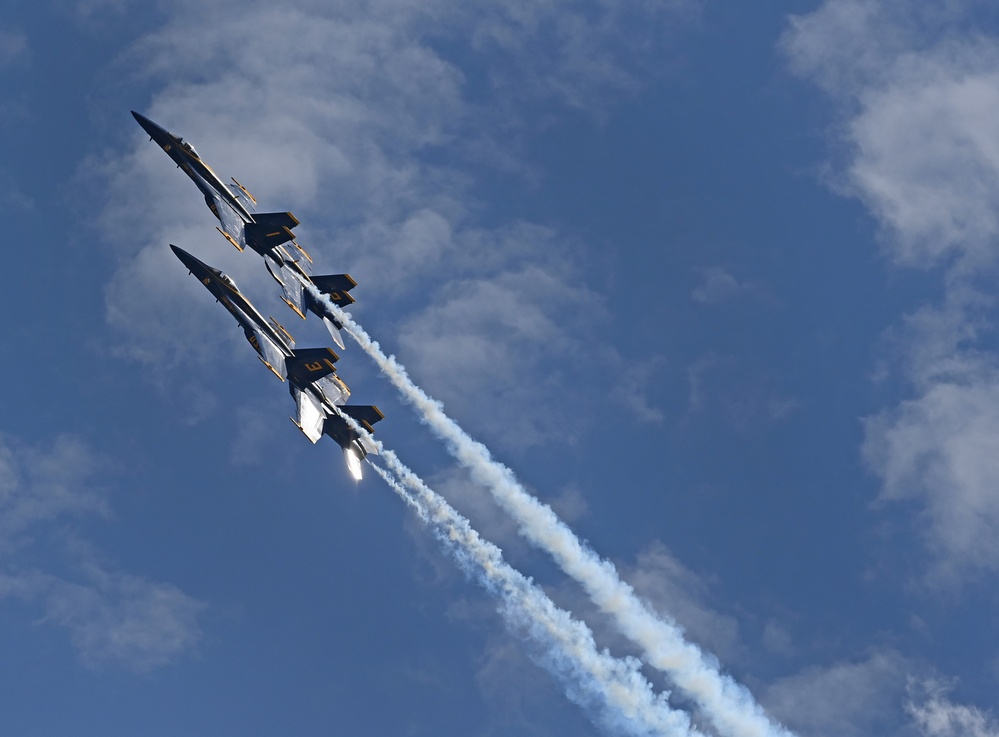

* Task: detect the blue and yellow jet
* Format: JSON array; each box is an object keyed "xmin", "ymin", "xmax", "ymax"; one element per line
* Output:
[{"xmin": 171, "ymin": 244, "xmax": 383, "ymax": 480}]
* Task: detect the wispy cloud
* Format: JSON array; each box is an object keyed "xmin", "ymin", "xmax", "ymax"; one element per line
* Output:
[
  {"xmin": 691, "ymin": 266, "xmax": 762, "ymax": 305},
  {"xmin": 624, "ymin": 543, "xmax": 744, "ymax": 664},
  {"xmin": 0, "ymin": 434, "xmax": 204, "ymax": 671},
  {"xmin": 764, "ymin": 651, "xmax": 914, "ymax": 737},
  {"xmin": 907, "ymin": 679, "xmax": 999, "ymax": 737},
  {"xmin": 0, "ymin": 434, "xmax": 109, "ymax": 550},
  {"xmin": 685, "ymin": 354, "xmax": 798, "ymax": 430},
  {"xmin": 0, "ymin": 565, "xmax": 204, "ymax": 672},
  {"xmin": 0, "ymin": 28, "xmax": 28, "ymax": 68},
  {"xmin": 783, "ymin": 0, "xmax": 999, "ymax": 584},
  {"xmin": 783, "ymin": 0, "xmax": 999, "ymax": 269}
]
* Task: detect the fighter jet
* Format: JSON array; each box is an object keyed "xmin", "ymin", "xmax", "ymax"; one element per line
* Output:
[
  {"xmin": 170, "ymin": 244, "xmax": 383, "ymax": 479},
  {"xmin": 133, "ymin": 111, "xmax": 357, "ymax": 348}
]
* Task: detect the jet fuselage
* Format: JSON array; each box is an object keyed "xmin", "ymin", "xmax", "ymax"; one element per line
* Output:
[{"xmin": 132, "ymin": 111, "xmax": 255, "ymax": 223}]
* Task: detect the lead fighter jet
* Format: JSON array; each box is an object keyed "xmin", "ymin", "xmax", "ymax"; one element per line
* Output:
[
  {"xmin": 170, "ymin": 244, "xmax": 383, "ymax": 479},
  {"xmin": 133, "ymin": 111, "xmax": 357, "ymax": 348}
]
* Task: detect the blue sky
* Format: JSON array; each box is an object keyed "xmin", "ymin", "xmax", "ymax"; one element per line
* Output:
[{"xmin": 2, "ymin": 0, "xmax": 999, "ymax": 735}]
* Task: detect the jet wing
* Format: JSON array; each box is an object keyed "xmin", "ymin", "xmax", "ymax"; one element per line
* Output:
[
  {"xmin": 214, "ymin": 193, "xmax": 249, "ymax": 251},
  {"xmin": 242, "ymin": 324, "xmax": 289, "ymax": 380},
  {"xmin": 266, "ymin": 259, "xmax": 308, "ymax": 318}
]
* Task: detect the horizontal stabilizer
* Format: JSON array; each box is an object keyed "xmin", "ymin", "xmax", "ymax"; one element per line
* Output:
[
  {"xmin": 285, "ymin": 347, "xmax": 340, "ymax": 387},
  {"xmin": 254, "ymin": 211, "xmax": 299, "ymax": 229},
  {"xmin": 324, "ymin": 407, "xmax": 384, "ymax": 474},
  {"xmin": 243, "ymin": 211, "xmax": 299, "ymax": 255},
  {"xmin": 311, "ymin": 274, "xmax": 357, "ymax": 307},
  {"xmin": 339, "ymin": 405, "xmax": 385, "ymax": 434}
]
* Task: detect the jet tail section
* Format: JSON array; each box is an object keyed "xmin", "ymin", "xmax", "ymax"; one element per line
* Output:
[
  {"xmin": 311, "ymin": 274, "xmax": 357, "ymax": 307},
  {"xmin": 323, "ymin": 406, "xmax": 384, "ymax": 479},
  {"xmin": 285, "ymin": 347, "xmax": 340, "ymax": 387},
  {"xmin": 244, "ymin": 212, "xmax": 300, "ymax": 256},
  {"xmin": 305, "ymin": 273, "xmax": 357, "ymax": 349},
  {"xmin": 339, "ymin": 405, "xmax": 385, "ymax": 434}
]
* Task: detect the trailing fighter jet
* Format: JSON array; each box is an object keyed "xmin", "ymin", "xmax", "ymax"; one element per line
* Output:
[
  {"xmin": 133, "ymin": 111, "xmax": 357, "ymax": 348},
  {"xmin": 170, "ymin": 244, "xmax": 383, "ymax": 479}
]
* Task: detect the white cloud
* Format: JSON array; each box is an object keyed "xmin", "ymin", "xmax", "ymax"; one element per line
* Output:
[
  {"xmin": 397, "ymin": 262, "xmax": 595, "ymax": 449},
  {"xmin": 609, "ymin": 356, "xmax": 666, "ymax": 424},
  {"xmin": 846, "ymin": 61, "xmax": 999, "ymax": 268},
  {"xmin": 0, "ymin": 167, "xmax": 34, "ymax": 212},
  {"xmin": 764, "ymin": 651, "xmax": 913, "ymax": 737},
  {"xmin": 691, "ymin": 266, "xmax": 760, "ymax": 305},
  {"xmin": 0, "ymin": 434, "xmax": 109, "ymax": 551},
  {"xmin": 864, "ymin": 356, "xmax": 999, "ymax": 580},
  {"xmin": 465, "ymin": 0, "xmax": 700, "ymax": 112},
  {"xmin": 908, "ymin": 680, "xmax": 999, "ymax": 737},
  {"xmin": 784, "ymin": 2, "xmax": 999, "ymax": 269},
  {"xmin": 0, "ymin": 434, "xmax": 204, "ymax": 671},
  {"xmin": 0, "ymin": 566, "xmax": 204, "ymax": 672},
  {"xmin": 783, "ymin": 0, "xmax": 999, "ymax": 582},
  {"xmin": 761, "ymin": 621, "xmax": 795, "ymax": 658}
]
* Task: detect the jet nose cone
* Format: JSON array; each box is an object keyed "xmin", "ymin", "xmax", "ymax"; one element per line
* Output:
[
  {"xmin": 169, "ymin": 244, "xmax": 204, "ymax": 273},
  {"xmin": 131, "ymin": 110, "xmax": 169, "ymax": 140}
]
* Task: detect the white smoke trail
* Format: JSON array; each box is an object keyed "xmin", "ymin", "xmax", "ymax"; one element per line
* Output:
[
  {"xmin": 366, "ymin": 451, "xmax": 702, "ymax": 737},
  {"xmin": 312, "ymin": 286, "xmax": 792, "ymax": 737}
]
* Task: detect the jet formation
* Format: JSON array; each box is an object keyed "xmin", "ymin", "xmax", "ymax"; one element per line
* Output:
[
  {"xmin": 131, "ymin": 111, "xmax": 356, "ymax": 349},
  {"xmin": 135, "ymin": 112, "xmax": 382, "ymax": 479}
]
